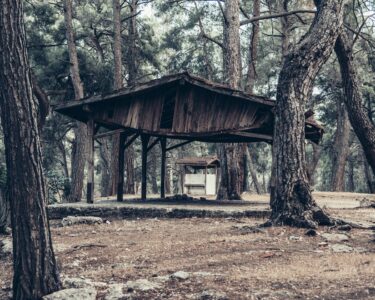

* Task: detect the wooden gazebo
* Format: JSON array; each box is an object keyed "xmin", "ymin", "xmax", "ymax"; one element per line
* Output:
[{"xmin": 55, "ymin": 72, "xmax": 323, "ymax": 203}]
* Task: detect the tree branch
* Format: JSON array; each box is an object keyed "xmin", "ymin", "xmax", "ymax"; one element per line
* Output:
[{"xmin": 240, "ymin": 9, "xmax": 316, "ymax": 26}]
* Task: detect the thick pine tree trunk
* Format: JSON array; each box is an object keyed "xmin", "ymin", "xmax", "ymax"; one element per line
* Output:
[
  {"xmin": 0, "ymin": 0, "xmax": 61, "ymax": 298},
  {"xmin": 330, "ymin": 98, "xmax": 350, "ymax": 191},
  {"xmin": 334, "ymin": 32, "xmax": 375, "ymax": 177},
  {"xmin": 217, "ymin": 0, "xmax": 243, "ymax": 200},
  {"xmin": 270, "ymin": 0, "xmax": 345, "ymax": 228},
  {"xmin": 64, "ymin": 0, "xmax": 87, "ymax": 202}
]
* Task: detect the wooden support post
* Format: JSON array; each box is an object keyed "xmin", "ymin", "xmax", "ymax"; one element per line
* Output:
[
  {"xmin": 141, "ymin": 135, "xmax": 150, "ymax": 199},
  {"xmin": 117, "ymin": 132, "xmax": 127, "ymax": 202},
  {"xmin": 87, "ymin": 119, "xmax": 95, "ymax": 204},
  {"xmin": 204, "ymin": 166, "xmax": 208, "ymax": 195},
  {"xmin": 160, "ymin": 137, "xmax": 167, "ymax": 198}
]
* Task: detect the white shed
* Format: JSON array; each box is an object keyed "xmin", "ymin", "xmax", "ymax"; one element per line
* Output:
[{"xmin": 176, "ymin": 156, "xmax": 220, "ymax": 196}]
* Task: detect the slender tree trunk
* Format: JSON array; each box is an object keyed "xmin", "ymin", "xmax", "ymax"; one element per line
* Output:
[
  {"xmin": 0, "ymin": 1, "xmax": 61, "ymax": 298},
  {"xmin": 64, "ymin": 0, "xmax": 87, "ymax": 202},
  {"xmin": 245, "ymin": 146, "xmax": 262, "ymax": 194},
  {"xmin": 334, "ymin": 32, "xmax": 375, "ymax": 177},
  {"xmin": 100, "ymin": 139, "xmax": 112, "ymax": 196},
  {"xmin": 347, "ymin": 158, "xmax": 355, "ymax": 192},
  {"xmin": 270, "ymin": 0, "xmax": 345, "ymax": 228},
  {"xmin": 306, "ymin": 142, "xmax": 322, "ymax": 186},
  {"xmin": 150, "ymin": 149, "xmax": 159, "ymax": 194},
  {"xmin": 217, "ymin": 0, "xmax": 243, "ymax": 200},
  {"xmin": 0, "ymin": 188, "xmax": 8, "ymax": 234},
  {"xmin": 108, "ymin": 0, "xmax": 123, "ymax": 196},
  {"xmin": 330, "ymin": 98, "xmax": 350, "ymax": 191},
  {"xmin": 245, "ymin": 0, "xmax": 260, "ymax": 93}
]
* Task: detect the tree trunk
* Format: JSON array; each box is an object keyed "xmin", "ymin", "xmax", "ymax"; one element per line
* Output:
[
  {"xmin": 0, "ymin": 0, "xmax": 61, "ymax": 298},
  {"xmin": 245, "ymin": 146, "xmax": 262, "ymax": 194},
  {"xmin": 334, "ymin": 32, "xmax": 375, "ymax": 177},
  {"xmin": 150, "ymin": 150, "xmax": 159, "ymax": 194},
  {"xmin": 364, "ymin": 157, "xmax": 375, "ymax": 193},
  {"xmin": 217, "ymin": 0, "xmax": 243, "ymax": 200},
  {"xmin": 245, "ymin": 0, "xmax": 260, "ymax": 93},
  {"xmin": 347, "ymin": 158, "xmax": 355, "ymax": 192},
  {"xmin": 330, "ymin": 98, "xmax": 350, "ymax": 191},
  {"xmin": 270, "ymin": 0, "xmax": 345, "ymax": 228},
  {"xmin": 0, "ymin": 188, "xmax": 8, "ymax": 234},
  {"xmin": 64, "ymin": 0, "xmax": 87, "ymax": 202},
  {"xmin": 306, "ymin": 142, "xmax": 322, "ymax": 187},
  {"xmin": 108, "ymin": 0, "xmax": 123, "ymax": 196},
  {"xmin": 100, "ymin": 139, "xmax": 112, "ymax": 196}
]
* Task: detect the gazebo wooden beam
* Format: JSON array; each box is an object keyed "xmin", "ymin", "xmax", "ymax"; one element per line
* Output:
[
  {"xmin": 87, "ymin": 119, "xmax": 95, "ymax": 204},
  {"xmin": 160, "ymin": 137, "xmax": 167, "ymax": 198},
  {"xmin": 166, "ymin": 140, "xmax": 192, "ymax": 152}
]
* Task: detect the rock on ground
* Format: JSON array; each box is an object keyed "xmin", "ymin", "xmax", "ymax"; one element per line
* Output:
[
  {"xmin": 198, "ymin": 290, "xmax": 228, "ymax": 300},
  {"xmin": 105, "ymin": 284, "xmax": 133, "ymax": 300},
  {"xmin": 61, "ymin": 216, "xmax": 103, "ymax": 227},
  {"xmin": 42, "ymin": 288, "xmax": 96, "ymax": 300},
  {"xmin": 330, "ymin": 244, "xmax": 354, "ymax": 253},
  {"xmin": 321, "ymin": 233, "xmax": 349, "ymax": 242},
  {"xmin": 62, "ymin": 277, "xmax": 107, "ymax": 289},
  {"xmin": 125, "ymin": 279, "xmax": 161, "ymax": 292},
  {"xmin": 0, "ymin": 238, "xmax": 12, "ymax": 257},
  {"xmin": 171, "ymin": 271, "xmax": 190, "ymax": 280}
]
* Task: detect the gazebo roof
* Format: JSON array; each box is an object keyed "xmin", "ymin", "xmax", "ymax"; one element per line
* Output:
[{"xmin": 55, "ymin": 72, "xmax": 324, "ymax": 144}]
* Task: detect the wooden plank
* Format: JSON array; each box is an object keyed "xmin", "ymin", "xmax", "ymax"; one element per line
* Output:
[
  {"xmin": 166, "ymin": 140, "xmax": 192, "ymax": 152},
  {"xmin": 147, "ymin": 137, "xmax": 161, "ymax": 152},
  {"xmin": 117, "ymin": 132, "xmax": 127, "ymax": 202},
  {"xmin": 87, "ymin": 119, "xmax": 95, "ymax": 204}
]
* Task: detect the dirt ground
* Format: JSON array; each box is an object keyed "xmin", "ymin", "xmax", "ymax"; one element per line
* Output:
[{"xmin": 1, "ymin": 193, "xmax": 375, "ymax": 299}]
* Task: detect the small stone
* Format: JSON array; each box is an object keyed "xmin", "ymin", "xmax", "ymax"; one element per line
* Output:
[
  {"xmin": 171, "ymin": 271, "xmax": 190, "ymax": 280},
  {"xmin": 321, "ymin": 233, "xmax": 349, "ymax": 242},
  {"xmin": 330, "ymin": 244, "xmax": 353, "ymax": 253},
  {"xmin": 337, "ymin": 225, "xmax": 352, "ymax": 232},
  {"xmin": 43, "ymin": 288, "xmax": 96, "ymax": 300},
  {"xmin": 125, "ymin": 279, "xmax": 160, "ymax": 292},
  {"xmin": 289, "ymin": 235, "xmax": 302, "ymax": 241},
  {"xmin": 305, "ymin": 229, "xmax": 318, "ymax": 236}
]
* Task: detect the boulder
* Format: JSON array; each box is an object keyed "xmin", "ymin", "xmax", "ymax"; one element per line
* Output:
[
  {"xmin": 62, "ymin": 216, "xmax": 103, "ymax": 227},
  {"xmin": 43, "ymin": 288, "xmax": 96, "ymax": 300}
]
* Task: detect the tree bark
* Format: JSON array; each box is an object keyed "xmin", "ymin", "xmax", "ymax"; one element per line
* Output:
[
  {"xmin": 0, "ymin": 0, "xmax": 61, "ymax": 298},
  {"xmin": 64, "ymin": 0, "xmax": 87, "ymax": 202},
  {"xmin": 270, "ymin": 0, "xmax": 345, "ymax": 228},
  {"xmin": 334, "ymin": 32, "xmax": 375, "ymax": 177},
  {"xmin": 109, "ymin": 0, "xmax": 123, "ymax": 196},
  {"xmin": 0, "ymin": 188, "xmax": 8, "ymax": 234},
  {"xmin": 245, "ymin": 0, "xmax": 260, "ymax": 93},
  {"xmin": 217, "ymin": 0, "xmax": 243, "ymax": 200},
  {"xmin": 306, "ymin": 142, "xmax": 322, "ymax": 187},
  {"xmin": 364, "ymin": 156, "xmax": 375, "ymax": 193},
  {"xmin": 330, "ymin": 98, "xmax": 350, "ymax": 191}
]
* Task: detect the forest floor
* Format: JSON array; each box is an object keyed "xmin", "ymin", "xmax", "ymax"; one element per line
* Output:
[{"xmin": 1, "ymin": 192, "xmax": 375, "ymax": 300}]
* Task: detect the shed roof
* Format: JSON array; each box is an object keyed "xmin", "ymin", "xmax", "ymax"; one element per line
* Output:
[
  {"xmin": 55, "ymin": 72, "xmax": 324, "ymax": 144},
  {"xmin": 176, "ymin": 156, "xmax": 220, "ymax": 167}
]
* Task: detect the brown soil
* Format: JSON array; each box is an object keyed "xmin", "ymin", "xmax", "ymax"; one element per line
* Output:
[{"xmin": 1, "ymin": 193, "xmax": 375, "ymax": 299}]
